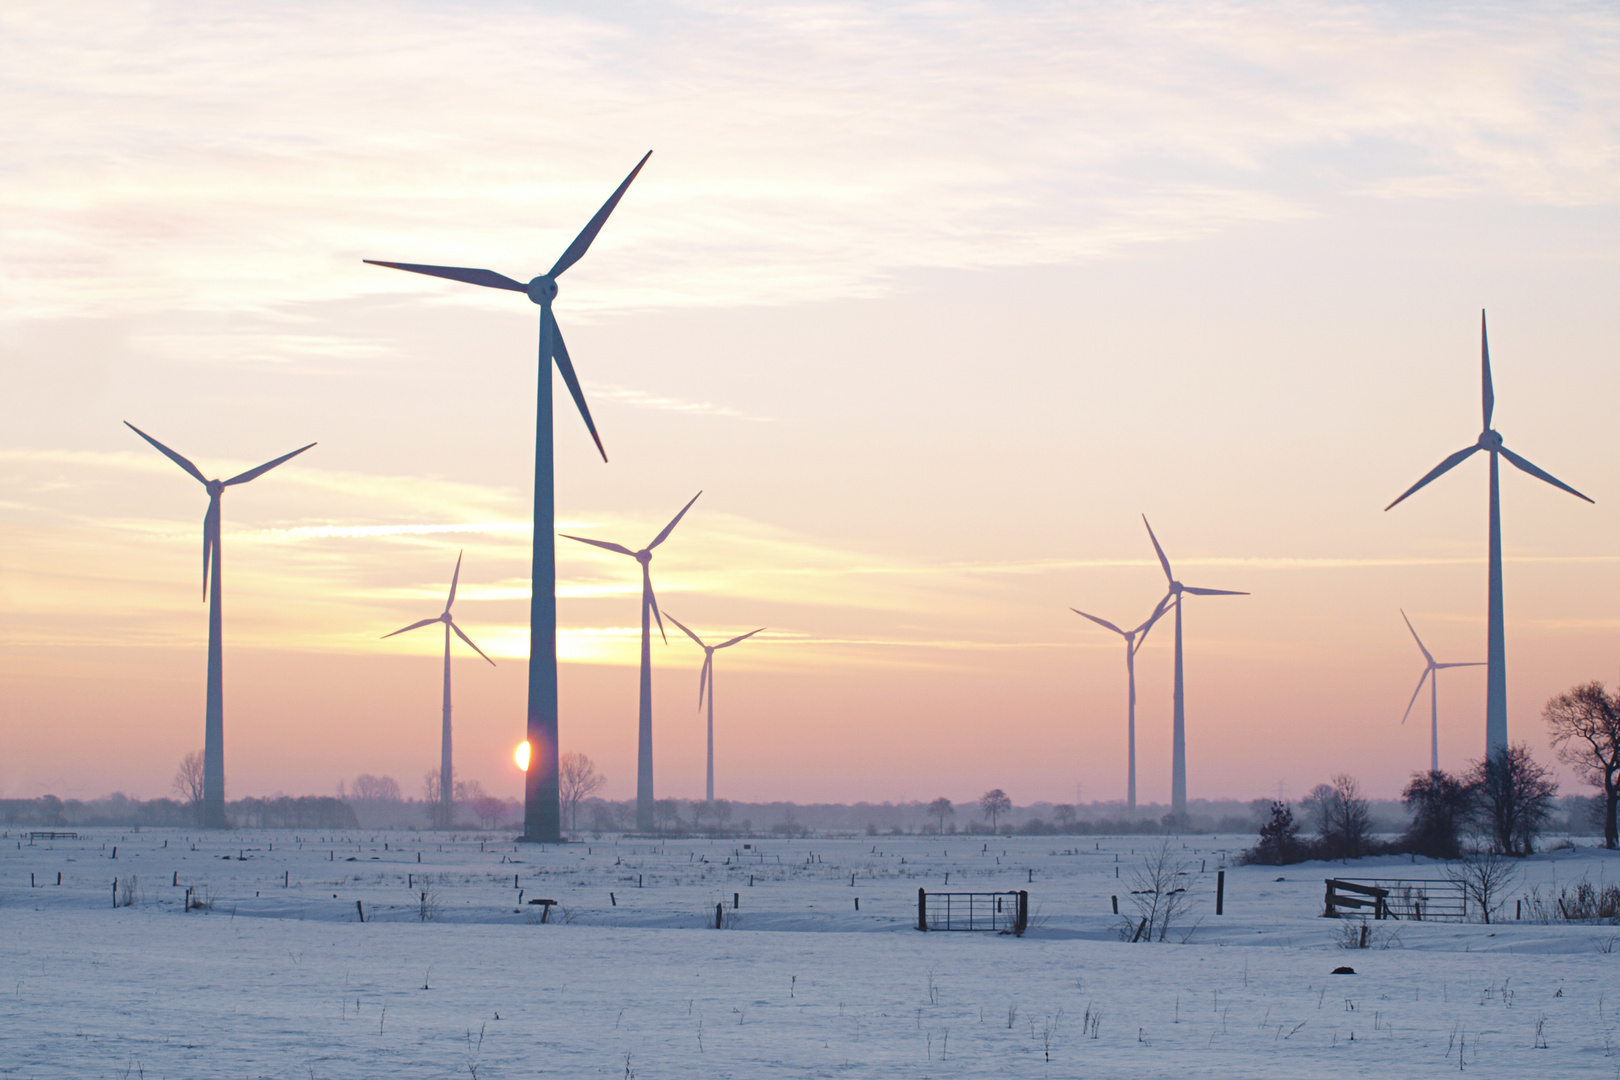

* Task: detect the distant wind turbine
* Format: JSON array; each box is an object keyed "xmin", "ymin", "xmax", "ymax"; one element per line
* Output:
[
  {"xmin": 563, "ymin": 491, "xmax": 701, "ymax": 830},
  {"xmin": 124, "ymin": 422, "xmax": 315, "ymax": 828},
  {"xmin": 665, "ymin": 614, "xmax": 764, "ymax": 804},
  {"xmin": 1385, "ymin": 312, "xmax": 1593, "ymax": 757},
  {"xmin": 1071, "ymin": 595, "xmax": 1170, "ymax": 813},
  {"xmin": 1399, "ymin": 610, "xmax": 1484, "ymax": 775},
  {"xmin": 365, "ymin": 151, "xmax": 652, "ymax": 842},
  {"xmin": 1142, "ymin": 516, "xmax": 1247, "ymax": 821},
  {"xmin": 382, "ymin": 551, "xmax": 495, "ymax": 828}
]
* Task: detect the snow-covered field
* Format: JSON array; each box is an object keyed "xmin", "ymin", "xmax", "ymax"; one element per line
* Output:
[{"xmin": 4, "ymin": 829, "xmax": 1618, "ymax": 1077}]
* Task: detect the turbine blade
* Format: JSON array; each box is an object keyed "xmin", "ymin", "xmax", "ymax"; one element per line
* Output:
[
  {"xmin": 698, "ymin": 653, "xmax": 710, "ymax": 710},
  {"xmin": 450, "ymin": 620, "xmax": 496, "ymax": 666},
  {"xmin": 645, "ymin": 565, "xmax": 666, "ymax": 644},
  {"xmin": 1142, "ymin": 516, "xmax": 1174, "ymax": 584},
  {"xmin": 446, "ymin": 550, "xmax": 463, "ymax": 611},
  {"xmin": 561, "ymin": 535, "xmax": 637, "ymax": 556},
  {"xmin": 1481, "ymin": 310, "xmax": 1495, "ymax": 431},
  {"xmin": 1183, "ymin": 586, "xmax": 1247, "ymax": 596},
  {"xmin": 224, "ymin": 442, "xmax": 316, "ymax": 486},
  {"xmin": 382, "ymin": 616, "xmax": 441, "ymax": 639},
  {"xmin": 1400, "ymin": 609, "xmax": 1435, "ymax": 664},
  {"xmin": 1436, "ymin": 661, "xmax": 1487, "ymax": 669},
  {"xmin": 1400, "ymin": 667, "xmax": 1431, "ymax": 725},
  {"xmin": 362, "ymin": 261, "xmax": 527, "ymax": 292},
  {"xmin": 1132, "ymin": 594, "xmax": 1173, "ymax": 652},
  {"xmin": 647, "ymin": 491, "xmax": 702, "ymax": 550},
  {"xmin": 552, "ymin": 317, "xmax": 607, "ymax": 462},
  {"xmin": 1070, "ymin": 608, "xmax": 1125, "ymax": 636},
  {"xmin": 1384, "ymin": 444, "xmax": 1481, "ymax": 511},
  {"xmin": 125, "ymin": 422, "xmax": 207, "ymax": 485},
  {"xmin": 715, "ymin": 628, "xmax": 765, "ymax": 649},
  {"xmin": 547, "ymin": 151, "xmax": 653, "ymax": 279},
  {"xmin": 1500, "ymin": 446, "xmax": 1594, "ymax": 504},
  {"xmin": 202, "ymin": 497, "xmax": 219, "ymax": 600},
  {"xmin": 664, "ymin": 611, "xmax": 707, "ymax": 648}
]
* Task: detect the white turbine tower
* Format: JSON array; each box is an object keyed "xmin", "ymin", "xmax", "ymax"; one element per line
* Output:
[
  {"xmin": 1399, "ymin": 610, "xmax": 1485, "ymax": 775},
  {"xmin": 1143, "ymin": 516, "xmax": 1247, "ymax": 821},
  {"xmin": 383, "ymin": 551, "xmax": 494, "ymax": 828},
  {"xmin": 1070, "ymin": 595, "xmax": 1169, "ymax": 812},
  {"xmin": 664, "ymin": 614, "xmax": 764, "ymax": 804}
]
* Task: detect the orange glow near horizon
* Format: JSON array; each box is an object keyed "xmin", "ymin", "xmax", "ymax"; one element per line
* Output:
[{"xmin": 3, "ymin": 2, "xmax": 1620, "ymax": 811}]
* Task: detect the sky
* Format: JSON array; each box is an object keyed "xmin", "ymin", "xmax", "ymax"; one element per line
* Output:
[{"xmin": 3, "ymin": 0, "xmax": 1619, "ymax": 808}]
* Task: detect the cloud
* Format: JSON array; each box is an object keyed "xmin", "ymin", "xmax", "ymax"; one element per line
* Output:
[{"xmin": 5, "ymin": 1, "xmax": 1619, "ymax": 320}]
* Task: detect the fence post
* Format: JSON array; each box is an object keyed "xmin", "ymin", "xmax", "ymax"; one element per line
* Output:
[
  {"xmin": 1216, "ymin": 870, "xmax": 1225, "ymax": 915},
  {"xmin": 918, "ymin": 887, "xmax": 927, "ymax": 931},
  {"xmin": 1130, "ymin": 915, "xmax": 1148, "ymax": 942},
  {"xmin": 715, "ymin": 902, "xmax": 723, "ymax": 929},
  {"xmin": 356, "ymin": 900, "xmax": 365, "ymax": 923},
  {"xmin": 1324, "ymin": 879, "xmax": 1337, "ymax": 918},
  {"xmin": 1111, "ymin": 894, "xmax": 1118, "ymax": 914},
  {"xmin": 1015, "ymin": 890, "xmax": 1028, "ymax": 936}
]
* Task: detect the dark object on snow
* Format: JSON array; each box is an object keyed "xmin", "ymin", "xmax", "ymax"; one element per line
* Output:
[
  {"xmin": 526, "ymin": 898, "xmax": 557, "ymax": 923},
  {"xmin": 1331, "ymin": 966, "xmax": 1356, "ymax": 975}
]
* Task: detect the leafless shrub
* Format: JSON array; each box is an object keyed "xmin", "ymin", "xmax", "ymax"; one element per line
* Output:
[
  {"xmin": 418, "ymin": 875, "xmax": 441, "ymax": 922},
  {"xmin": 1124, "ymin": 839, "xmax": 1194, "ymax": 941},
  {"xmin": 1445, "ymin": 848, "xmax": 1520, "ymax": 923},
  {"xmin": 1523, "ymin": 877, "xmax": 1620, "ymax": 924}
]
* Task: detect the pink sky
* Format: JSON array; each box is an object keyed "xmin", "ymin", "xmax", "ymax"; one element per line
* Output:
[{"xmin": 3, "ymin": 1, "xmax": 1619, "ymax": 807}]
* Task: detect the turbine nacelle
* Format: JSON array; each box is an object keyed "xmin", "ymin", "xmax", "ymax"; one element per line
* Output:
[{"xmin": 526, "ymin": 276, "xmax": 558, "ymax": 305}]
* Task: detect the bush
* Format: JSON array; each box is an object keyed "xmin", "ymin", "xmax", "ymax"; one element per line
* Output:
[
  {"xmin": 1240, "ymin": 801, "xmax": 1306, "ymax": 865},
  {"xmin": 1401, "ymin": 770, "xmax": 1473, "ymax": 860}
]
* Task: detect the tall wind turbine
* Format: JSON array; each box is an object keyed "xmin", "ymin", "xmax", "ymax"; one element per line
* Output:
[
  {"xmin": 1071, "ymin": 595, "xmax": 1169, "ymax": 812},
  {"xmin": 1386, "ymin": 312, "xmax": 1593, "ymax": 756},
  {"xmin": 365, "ymin": 151, "xmax": 651, "ymax": 842},
  {"xmin": 124, "ymin": 422, "xmax": 315, "ymax": 828},
  {"xmin": 382, "ymin": 551, "xmax": 495, "ymax": 828},
  {"xmin": 1399, "ymin": 610, "xmax": 1484, "ymax": 775},
  {"xmin": 664, "ymin": 613, "xmax": 764, "ymax": 804},
  {"xmin": 1142, "ymin": 516, "xmax": 1247, "ymax": 820},
  {"xmin": 563, "ymin": 492, "xmax": 701, "ymax": 830}
]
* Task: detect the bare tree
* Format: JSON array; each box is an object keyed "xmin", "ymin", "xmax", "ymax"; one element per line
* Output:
[
  {"xmin": 1124, "ymin": 839, "xmax": 1194, "ymax": 941},
  {"xmin": 710, "ymin": 798, "xmax": 733, "ymax": 835},
  {"xmin": 1545, "ymin": 681, "xmax": 1620, "ymax": 849},
  {"xmin": 653, "ymin": 798, "xmax": 682, "ymax": 834},
  {"xmin": 174, "ymin": 751, "xmax": 205, "ymax": 823},
  {"xmin": 1445, "ymin": 847, "xmax": 1520, "ymax": 923},
  {"xmin": 979, "ymin": 789, "xmax": 1011, "ymax": 833},
  {"xmin": 454, "ymin": 778, "xmax": 486, "ymax": 804},
  {"xmin": 350, "ymin": 774, "xmax": 401, "ymax": 802},
  {"xmin": 927, "ymin": 797, "xmax": 955, "ymax": 835},
  {"xmin": 559, "ymin": 752, "xmax": 607, "ymax": 831},
  {"xmin": 422, "ymin": 767, "xmax": 453, "ymax": 829},
  {"xmin": 473, "ymin": 795, "xmax": 507, "ymax": 828},
  {"xmin": 1301, "ymin": 774, "xmax": 1372, "ymax": 859},
  {"xmin": 1401, "ymin": 770, "xmax": 1473, "ymax": 859},
  {"xmin": 1053, "ymin": 804, "xmax": 1078, "ymax": 831},
  {"xmin": 1467, "ymin": 743, "xmax": 1558, "ymax": 856}
]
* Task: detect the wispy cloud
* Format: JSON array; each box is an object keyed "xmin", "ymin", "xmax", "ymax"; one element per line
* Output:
[
  {"xmin": 5, "ymin": 2, "xmax": 1618, "ymax": 321},
  {"xmin": 585, "ymin": 383, "xmax": 771, "ymax": 421}
]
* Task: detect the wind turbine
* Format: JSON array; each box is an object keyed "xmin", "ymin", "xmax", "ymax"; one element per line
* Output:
[
  {"xmin": 1071, "ymin": 595, "xmax": 1170, "ymax": 812},
  {"xmin": 1142, "ymin": 516, "xmax": 1247, "ymax": 820},
  {"xmin": 664, "ymin": 613, "xmax": 764, "ymax": 804},
  {"xmin": 1385, "ymin": 312, "xmax": 1593, "ymax": 756},
  {"xmin": 382, "ymin": 551, "xmax": 495, "ymax": 828},
  {"xmin": 365, "ymin": 151, "xmax": 651, "ymax": 842},
  {"xmin": 1398, "ymin": 610, "xmax": 1484, "ymax": 775},
  {"xmin": 562, "ymin": 491, "xmax": 701, "ymax": 830},
  {"xmin": 124, "ymin": 422, "xmax": 315, "ymax": 828}
]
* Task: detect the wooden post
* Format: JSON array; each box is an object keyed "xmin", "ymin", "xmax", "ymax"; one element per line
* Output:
[
  {"xmin": 1130, "ymin": 915, "xmax": 1148, "ymax": 942},
  {"xmin": 854, "ymin": 897, "xmax": 859, "ymax": 910},
  {"xmin": 715, "ymin": 902, "xmax": 724, "ymax": 928},
  {"xmin": 1111, "ymin": 895, "xmax": 1118, "ymax": 914},
  {"xmin": 1015, "ymin": 890, "xmax": 1028, "ymax": 937},
  {"xmin": 173, "ymin": 871, "xmax": 178, "ymax": 887},
  {"xmin": 733, "ymin": 892, "xmax": 739, "ymax": 909},
  {"xmin": 1216, "ymin": 870, "xmax": 1225, "ymax": 915},
  {"xmin": 610, "ymin": 892, "xmax": 616, "ymax": 906},
  {"xmin": 284, "ymin": 870, "xmax": 289, "ymax": 888},
  {"xmin": 918, "ymin": 887, "xmax": 927, "ymax": 931},
  {"xmin": 1324, "ymin": 879, "xmax": 1337, "ymax": 918},
  {"xmin": 356, "ymin": 900, "xmax": 365, "ymax": 923}
]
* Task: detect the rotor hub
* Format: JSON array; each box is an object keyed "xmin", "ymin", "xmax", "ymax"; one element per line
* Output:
[
  {"xmin": 206, "ymin": 479, "xmax": 225, "ymax": 496},
  {"xmin": 441, "ymin": 612, "xmax": 452, "ymax": 623},
  {"xmin": 636, "ymin": 549, "xmax": 652, "ymax": 565},
  {"xmin": 526, "ymin": 276, "xmax": 558, "ymax": 305},
  {"xmin": 1479, "ymin": 429, "xmax": 1503, "ymax": 450}
]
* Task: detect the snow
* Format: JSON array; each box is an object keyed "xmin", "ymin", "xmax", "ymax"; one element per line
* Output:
[{"xmin": 4, "ymin": 829, "xmax": 1619, "ymax": 1076}]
